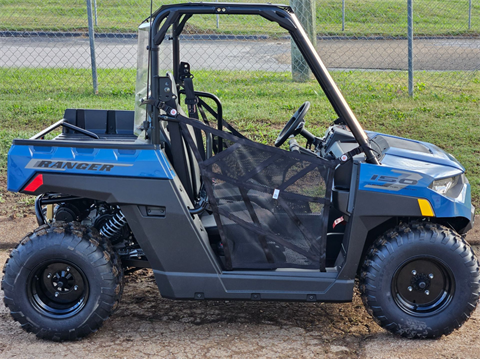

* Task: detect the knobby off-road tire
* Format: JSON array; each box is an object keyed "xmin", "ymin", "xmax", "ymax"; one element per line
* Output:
[
  {"xmin": 360, "ymin": 222, "xmax": 480, "ymax": 339},
  {"xmin": 2, "ymin": 222, "xmax": 124, "ymax": 341}
]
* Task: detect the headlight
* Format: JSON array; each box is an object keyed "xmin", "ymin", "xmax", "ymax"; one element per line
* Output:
[{"xmin": 429, "ymin": 174, "xmax": 463, "ymax": 197}]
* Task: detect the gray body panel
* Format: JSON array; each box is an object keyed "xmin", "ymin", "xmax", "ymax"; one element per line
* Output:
[{"xmin": 35, "ymin": 171, "xmax": 357, "ymax": 301}]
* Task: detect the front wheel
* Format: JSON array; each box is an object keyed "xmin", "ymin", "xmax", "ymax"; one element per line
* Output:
[
  {"xmin": 2, "ymin": 222, "xmax": 123, "ymax": 341},
  {"xmin": 360, "ymin": 222, "xmax": 480, "ymax": 338}
]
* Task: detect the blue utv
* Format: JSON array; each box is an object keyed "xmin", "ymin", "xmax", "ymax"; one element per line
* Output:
[{"xmin": 3, "ymin": 2, "xmax": 479, "ymax": 341}]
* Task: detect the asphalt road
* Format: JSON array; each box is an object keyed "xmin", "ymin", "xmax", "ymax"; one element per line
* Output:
[{"xmin": 1, "ymin": 36, "xmax": 479, "ymax": 71}]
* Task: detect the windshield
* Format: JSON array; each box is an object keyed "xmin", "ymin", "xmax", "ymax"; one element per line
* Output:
[{"xmin": 134, "ymin": 22, "xmax": 151, "ymax": 136}]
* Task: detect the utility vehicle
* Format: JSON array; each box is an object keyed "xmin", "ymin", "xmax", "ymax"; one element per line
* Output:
[{"xmin": 3, "ymin": 2, "xmax": 479, "ymax": 341}]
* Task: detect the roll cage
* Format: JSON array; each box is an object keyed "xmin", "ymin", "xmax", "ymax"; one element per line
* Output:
[{"xmin": 143, "ymin": 2, "xmax": 379, "ymax": 165}]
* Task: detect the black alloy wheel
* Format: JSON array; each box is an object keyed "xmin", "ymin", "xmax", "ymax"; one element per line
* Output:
[
  {"xmin": 392, "ymin": 257, "xmax": 454, "ymax": 316},
  {"xmin": 2, "ymin": 222, "xmax": 123, "ymax": 341},
  {"xmin": 361, "ymin": 222, "xmax": 480, "ymax": 338}
]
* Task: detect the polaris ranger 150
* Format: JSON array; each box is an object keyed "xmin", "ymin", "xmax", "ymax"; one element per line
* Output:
[{"xmin": 3, "ymin": 2, "xmax": 479, "ymax": 341}]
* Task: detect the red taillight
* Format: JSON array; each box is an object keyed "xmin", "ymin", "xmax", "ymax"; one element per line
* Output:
[{"xmin": 24, "ymin": 174, "xmax": 43, "ymax": 192}]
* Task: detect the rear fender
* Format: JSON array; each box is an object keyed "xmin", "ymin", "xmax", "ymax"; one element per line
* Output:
[{"xmin": 8, "ymin": 142, "xmax": 174, "ymax": 193}]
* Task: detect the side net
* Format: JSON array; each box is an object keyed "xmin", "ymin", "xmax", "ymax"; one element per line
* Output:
[{"xmin": 175, "ymin": 115, "xmax": 335, "ymax": 271}]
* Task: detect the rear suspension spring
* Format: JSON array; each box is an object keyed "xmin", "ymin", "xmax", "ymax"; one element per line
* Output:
[{"xmin": 100, "ymin": 209, "xmax": 127, "ymax": 238}]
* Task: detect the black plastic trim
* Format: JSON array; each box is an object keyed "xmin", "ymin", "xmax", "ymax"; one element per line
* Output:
[
  {"xmin": 354, "ymin": 190, "xmax": 422, "ymax": 217},
  {"xmin": 153, "ymin": 270, "xmax": 355, "ymax": 301}
]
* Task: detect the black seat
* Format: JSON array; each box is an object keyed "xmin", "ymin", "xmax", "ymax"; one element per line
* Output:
[
  {"xmin": 160, "ymin": 73, "xmax": 203, "ymax": 204},
  {"xmin": 58, "ymin": 109, "xmax": 138, "ymax": 141}
]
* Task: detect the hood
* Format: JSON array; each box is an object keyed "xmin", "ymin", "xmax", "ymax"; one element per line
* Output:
[{"xmin": 368, "ymin": 132, "xmax": 465, "ymax": 179}]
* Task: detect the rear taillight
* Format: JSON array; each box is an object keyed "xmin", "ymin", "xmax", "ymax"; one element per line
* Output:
[{"xmin": 24, "ymin": 174, "xmax": 43, "ymax": 192}]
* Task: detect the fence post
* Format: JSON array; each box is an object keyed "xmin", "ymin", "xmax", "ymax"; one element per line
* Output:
[
  {"xmin": 290, "ymin": 0, "xmax": 316, "ymax": 82},
  {"xmin": 342, "ymin": 0, "xmax": 346, "ymax": 32},
  {"xmin": 408, "ymin": 0, "xmax": 413, "ymax": 97},
  {"xmin": 469, "ymin": 0, "xmax": 472, "ymax": 30},
  {"xmin": 86, "ymin": 0, "xmax": 98, "ymax": 94},
  {"xmin": 94, "ymin": 0, "xmax": 98, "ymax": 26},
  {"xmin": 216, "ymin": 0, "xmax": 220, "ymax": 29}
]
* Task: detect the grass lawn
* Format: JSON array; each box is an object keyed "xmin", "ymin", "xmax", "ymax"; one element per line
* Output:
[
  {"xmin": 0, "ymin": 0, "xmax": 478, "ymax": 36},
  {"xmin": 1, "ymin": 67, "xmax": 479, "ymax": 205}
]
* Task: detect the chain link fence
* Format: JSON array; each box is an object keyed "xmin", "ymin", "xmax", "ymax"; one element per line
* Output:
[{"xmin": 0, "ymin": 0, "xmax": 479, "ymax": 95}]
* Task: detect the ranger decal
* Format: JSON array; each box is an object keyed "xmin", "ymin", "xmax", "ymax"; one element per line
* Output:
[{"xmin": 25, "ymin": 159, "xmax": 133, "ymax": 172}]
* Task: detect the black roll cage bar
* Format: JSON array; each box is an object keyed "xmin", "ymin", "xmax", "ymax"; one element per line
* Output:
[{"xmin": 145, "ymin": 2, "xmax": 379, "ymax": 165}]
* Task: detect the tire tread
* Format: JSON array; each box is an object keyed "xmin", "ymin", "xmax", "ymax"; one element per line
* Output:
[
  {"xmin": 1, "ymin": 222, "xmax": 124, "ymax": 341},
  {"xmin": 360, "ymin": 222, "xmax": 480, "ymax": 339}
]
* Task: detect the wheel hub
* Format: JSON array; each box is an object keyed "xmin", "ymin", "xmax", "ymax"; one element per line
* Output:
[
  {"xmin": 53, "ymin": 273, "xmax": 71, "ymax": 291},
  {"xmin": 410, "ymin": 272, "xmax": 431, "ymax": 292}
]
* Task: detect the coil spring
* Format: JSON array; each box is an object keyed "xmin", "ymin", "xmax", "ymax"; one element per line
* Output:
[{"xmin": 100, "ymin": 209, "xmax": 127, "ymax": 238}]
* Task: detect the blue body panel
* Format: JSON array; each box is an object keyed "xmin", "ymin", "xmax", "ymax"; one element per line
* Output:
[
  {"xmin": 7, "ymin": 129, "xmax": 473, "ymax": 222},
  {"xmin": 358, "ymin": 163, "xmax": 472, "ymax": 219},
  {"xmin": 358, "ymin": 133, "xmax": 472, "ymax": 220},
  {"xmin": 8, "ymin": 143, "xmax": 175, "ymax": 192},
  {"xmin": 366, "ymin": 131, "xmax": 465, "ymax": 174}
]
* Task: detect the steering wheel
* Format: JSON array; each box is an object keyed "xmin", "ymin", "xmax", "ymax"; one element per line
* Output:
[{"xmin": 274, "ymin": 101, "xmax": 311, "ymax": 147}]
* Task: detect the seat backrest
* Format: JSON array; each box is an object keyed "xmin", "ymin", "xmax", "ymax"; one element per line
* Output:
[
  {"xmin": 63, "ymin": 109, "xmax": 136, "ymax": 137},
  {"xmin": 162, "ymin": 73, "xmax": 202, "ymax": 203}
]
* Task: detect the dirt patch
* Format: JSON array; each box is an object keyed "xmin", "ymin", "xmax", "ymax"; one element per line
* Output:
[
  {"xmin": 0, "ymin": 216, "xmax": 479, "ymax": 358},
  {"xmin": 1, "ymin": 179, "xmax": 480, "ymax": 358},
  {"xmin": 0, "ymin": 176, "xmax": 36, "ymax": 218},
  {"xmin": 466, "ymin": 221, "xmax": 480, "ymax": 245},
  {"xmin": 0, "ymin": 245, "xmax": 374, "ymax": 359},
  {"xmin": 0, "ymin": 216, "xmax": 37, "ymax": 249}
]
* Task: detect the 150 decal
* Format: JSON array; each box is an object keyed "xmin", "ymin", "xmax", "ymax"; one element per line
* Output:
[{"xmin": 364, "ymin": 170, "xmax": 423, "ymax": 192}]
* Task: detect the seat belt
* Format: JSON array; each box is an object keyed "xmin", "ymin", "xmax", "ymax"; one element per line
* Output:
[
  {"xmin": 184, "ymin": 77, "xmax": 198, "ymax": 118},
  {"xmin": 183, "ymin": 76, "xmax": 206, "ymax": 160}
]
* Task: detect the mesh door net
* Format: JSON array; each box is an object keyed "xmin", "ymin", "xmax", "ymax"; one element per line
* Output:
[{"xmin": 176, "ymin": 115, "xmax": 335, "ymax": 271}]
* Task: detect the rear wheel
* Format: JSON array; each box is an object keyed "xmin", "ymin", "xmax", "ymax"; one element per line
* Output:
[
  {"xmin": 360, "ymin": 222, "xmax": 480, "ymax": 338},
  {"xmin": 2, "ymin": 222, "xmax": 123, "ymax": 341}
]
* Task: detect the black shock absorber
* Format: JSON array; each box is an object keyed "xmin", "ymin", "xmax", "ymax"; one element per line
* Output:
[{"xmin": 100, "ymin": 209, "xmax": 127, "ymax": 238}]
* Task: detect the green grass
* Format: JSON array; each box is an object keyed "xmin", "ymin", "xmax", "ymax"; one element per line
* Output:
[
  {"xmin": 1, "ymin": 67, "xmax": 479, "ymax": 205},
  {"xmin": 0, "ymin": 0, "xmax": 478, "ymax": 36}
]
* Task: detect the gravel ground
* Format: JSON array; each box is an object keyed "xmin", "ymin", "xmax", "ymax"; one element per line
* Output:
[{"xmin": 0, "ymin": 215, "xmax": 479, "ymax": 359}]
